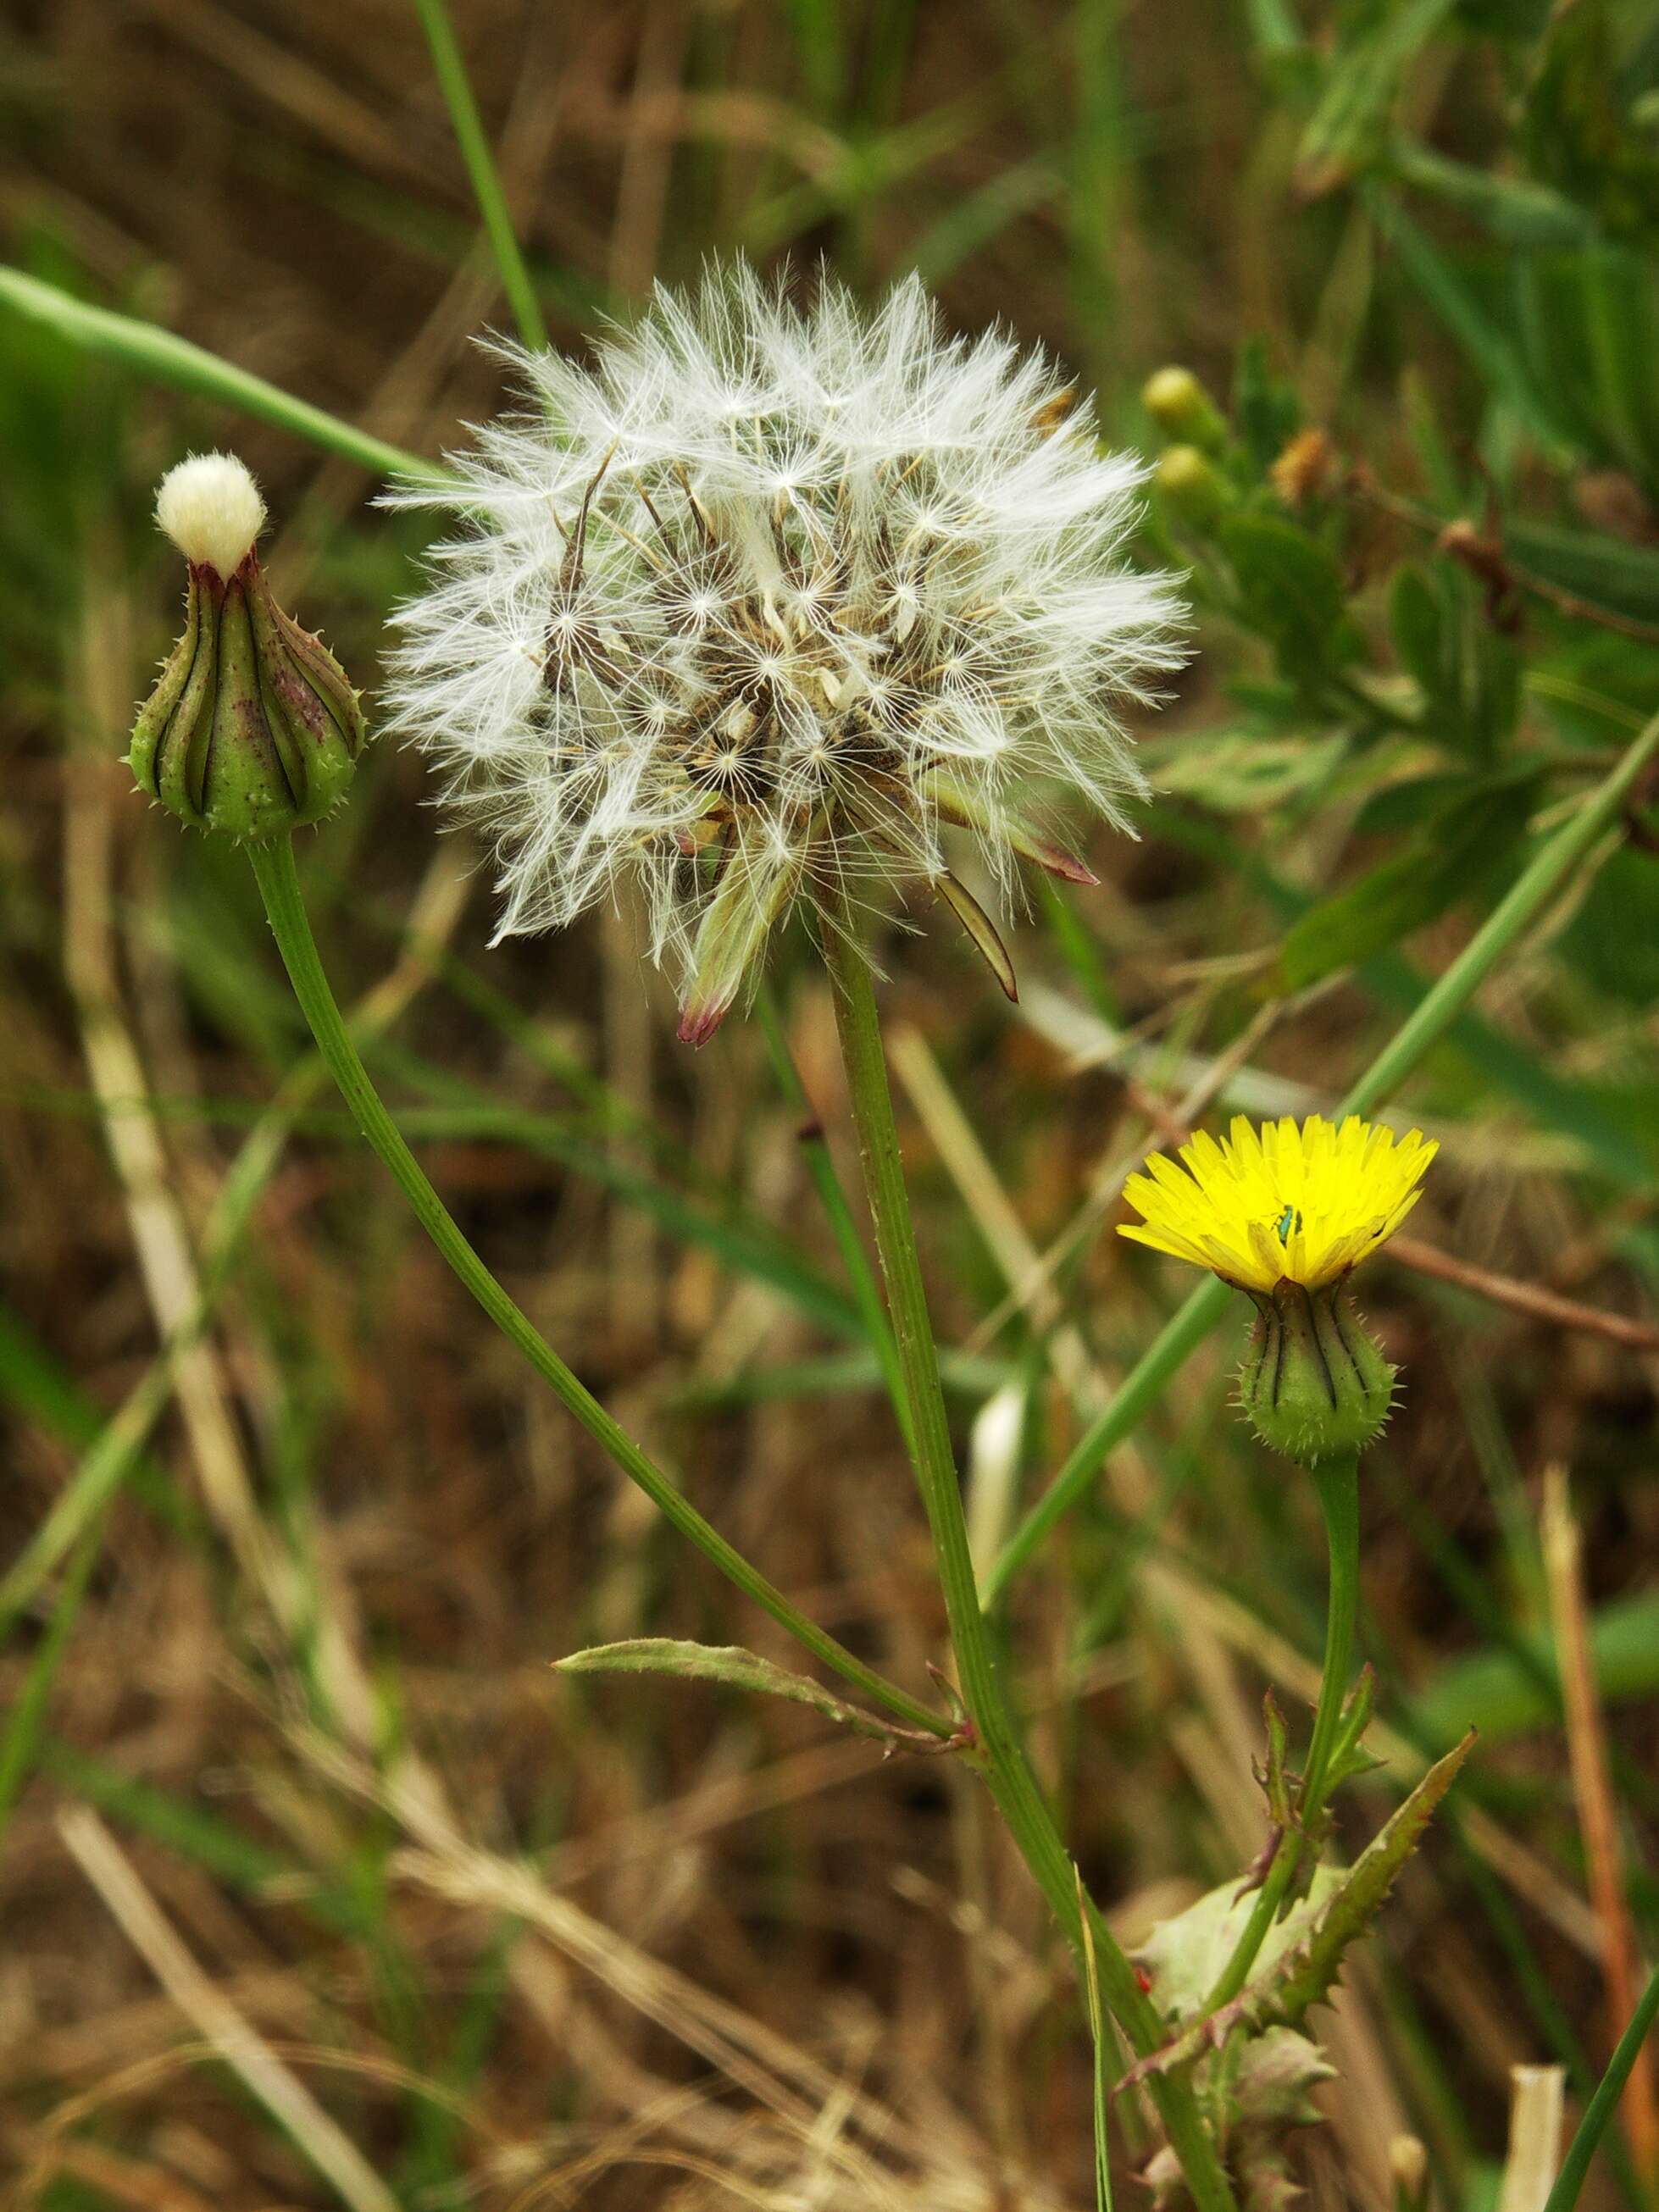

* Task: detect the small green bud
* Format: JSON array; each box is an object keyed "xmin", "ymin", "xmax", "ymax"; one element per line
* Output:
[
  {"xmin": 1239, "ymin": 1281, "xmax": 1395, "ymax": 1466},
  {"xmin": 1142, "ymin": 365, "xmax": 1229, "ymax": 453},
  {"xmin": 130, "ymin": 453, "xmax": 365, "ymax": 840},
  {"xmin": 1155, "ymin": 443, "xmax": 1232, "ymax": 530}
]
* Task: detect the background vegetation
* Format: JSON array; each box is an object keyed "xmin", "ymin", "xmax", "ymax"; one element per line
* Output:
[{"xmin": 3, "ymin": 1, "xmax": 1658, "ymax": 2206}]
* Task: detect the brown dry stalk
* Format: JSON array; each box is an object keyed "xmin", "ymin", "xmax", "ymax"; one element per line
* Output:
[
  {"xmin": 1540, "ymin": 1466, "xmax": 1659, "ymax": 2184},
  {"xmin": 1348, "ymin": 473, "xmax": 1659, "ymax": 649},
  {"xmin": 1388, "ymin": 1238, "xmax": 1659, "ymax": 1354}
]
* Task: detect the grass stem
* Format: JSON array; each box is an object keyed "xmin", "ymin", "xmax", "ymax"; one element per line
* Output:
[
  {"xmin": 1544, "ymin": 1965, "xmax": 1659, "ymax": 2212},
  {"xmin": 410, "ymin": 0, "xmax": 548, "ymax": 352}
]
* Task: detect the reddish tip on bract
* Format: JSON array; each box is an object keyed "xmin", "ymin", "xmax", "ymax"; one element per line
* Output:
[{"xmin": 675, "ymin": 999, "xmax": 731, "ymax": 1049}]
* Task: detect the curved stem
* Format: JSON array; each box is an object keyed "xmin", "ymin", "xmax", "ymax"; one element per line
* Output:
[
  {"xmin": 988, "ymin": 702, "xmax": 1659, "ymax": 1601},
  {"xmin": 247, "ymin": 835, "xmax": 949, "ymax": 1741},
  {"xmin": 818, "ymin": 900, "xmax": 1236, "ymax": 2212},
  {"xmin": 1204, "ymin": 1452, "xmax": 1361, "ymax": 2011},
  {"xmin": 0, "ymin": 269, "xmax": 447, "ymax": 486}
]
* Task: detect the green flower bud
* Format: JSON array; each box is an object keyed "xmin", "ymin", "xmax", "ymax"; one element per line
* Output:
[
  {"xmin": 1239, "ymin": 1281, "xmax": 1395, "ymax": 1467},
  {"xmin": 1141, "ymin": 365, "xmax": 1229, "ymax": 454},
  {"xmin": 130, "ymin": 453, "xmax": 365, "ymax": 841},
  {"xmin": 1155, "ymin": 443, "xmax": 1232, "ymax": 530}
]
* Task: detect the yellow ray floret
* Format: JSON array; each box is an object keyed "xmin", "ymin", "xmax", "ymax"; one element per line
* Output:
[{"xmin": 1118, "ymin": 1113, "xmax": 1436, "ymax": 1294}]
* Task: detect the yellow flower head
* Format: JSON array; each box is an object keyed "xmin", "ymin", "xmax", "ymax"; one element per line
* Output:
[{"xmin": 1118, "ymin": 1113, "xmax": 1436, "ymax": 1295}]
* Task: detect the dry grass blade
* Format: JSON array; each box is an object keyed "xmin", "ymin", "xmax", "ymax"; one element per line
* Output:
[
  {"xmin": 1497, "ymin": 2065, "xmax": 1567, "ymax": 2212},
  {"xmin": 1541, "ymin": 1467, "xmax": 1659, "ymax": 2182},
  {"xmin": 56, "ymin": 1806, "xmax": 402, "ymax": 2212}
]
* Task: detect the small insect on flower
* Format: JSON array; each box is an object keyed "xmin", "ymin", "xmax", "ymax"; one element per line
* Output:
[
  {"xmin": 1118, "ymin": 1114, "xmax": 1439, "ymax": 1466},
  {"xmin": 386, "ymin": 262, "xmax": 1187, "ymax": 1043}
]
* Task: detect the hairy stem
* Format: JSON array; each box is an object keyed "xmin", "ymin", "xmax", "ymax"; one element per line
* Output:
[
  {"xmin": 1204, "ymin": 1452, "xmax": 1361, "ymax": 2010},
  {"xmin": 818, "ymin": 899, "xmax": 1237, "ymax": 2212},
  {"xmin": 753, "ymin": 984, "xmax": 912, "ymax": 1444},
  {"xmin": 247, "ymin": 834, "xmax": 949, "ymax": 1740},
  {"xmin": 986, "ymin": 702, "xmax": 1659, "ymax": 1602}
]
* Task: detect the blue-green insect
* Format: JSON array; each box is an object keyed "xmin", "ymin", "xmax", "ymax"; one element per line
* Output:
[{"xmin": 1274, "ymin": 1205, "xmax": 1303, "ymax": 1245}]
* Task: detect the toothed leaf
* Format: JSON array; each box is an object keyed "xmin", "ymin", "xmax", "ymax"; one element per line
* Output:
[{"xmin": 1123, "ymin": 1732, "xmax": 1475, "ymax": 2091}]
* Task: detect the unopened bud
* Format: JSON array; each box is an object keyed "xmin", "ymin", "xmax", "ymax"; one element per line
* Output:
[
  {"xmin": 130, "ymin": 453, "xmax": 365, "ymax": 840},
  {"xmin": 1271, "ymin": 426, "xmax": 1337, "ymax": 509},
  {"xmin": 1239, "ymin": 1281, "xmax": 1395, "ymax": 1466},
  {"xmin": 1142, "ymin": 366, "xmax": 1229, "ymax": 454},
  {"xmin": 1155, "ymin": 445, "xmax": 1231, "ymax": 531},
  {"xmin": 1390, "ymin": 2135, "xmax": 1430, "ymax": 2212}
]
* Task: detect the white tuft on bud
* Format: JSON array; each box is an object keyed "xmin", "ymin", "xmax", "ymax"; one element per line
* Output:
[{"xmin": 155, "ymin": 452, "xmax": 268, "ymax": 578}]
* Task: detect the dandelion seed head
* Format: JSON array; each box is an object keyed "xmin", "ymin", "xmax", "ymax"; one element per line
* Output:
[{"xmin": 385, "ymin": 262, "xmax": 1188, "ymax": 1032}]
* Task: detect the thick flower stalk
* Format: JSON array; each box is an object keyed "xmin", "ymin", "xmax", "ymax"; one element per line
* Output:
[
  {"xmin": 386, "ymin": 263, "xmax": 1185, "ymax": 1040},
  {"xmin": 1120, "ymin": 1112, "xmax": 1435, "ymax": 1465},
  {"xmin": 130, "ymin": 452, "xmax": 365, "ymax": 839}
]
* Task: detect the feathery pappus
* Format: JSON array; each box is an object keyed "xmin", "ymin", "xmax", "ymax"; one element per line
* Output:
[{"xmin": 386, "ymin": 263, "xmax": 1187, "ymax": 1040}]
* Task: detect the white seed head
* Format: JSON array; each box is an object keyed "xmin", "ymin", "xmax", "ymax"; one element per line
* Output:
[
  {"xmin": 155, "ymin": 452, "xmax": 267, "ymax": 577},
  {"xmin": 386, "ymin": 263, "xmax": 1188, "ymax": 1007}
]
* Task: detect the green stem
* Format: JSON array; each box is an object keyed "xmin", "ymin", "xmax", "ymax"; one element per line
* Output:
[
  {"xmin": 0, "ymin": 269, "xmax": 447, "ymax": 486},
  {"xmin": 247, "ymin": 835, "xmax": 948, "ymax": 1742},
  {"xmin": 752, "ymin": 984, "xmax": 912, "ymax": 1445},
  {"xmin": 1203, "ymin": 1452, "xmax": 1361, "ymax": 2010},
  {"xmin": 1299, "ymin": 1455, "xmax": 1362, "ymax": 1806},
  {"xmin": 818, "ymin": 901, "xmax": 1236, "ymax": 2212},
  {"xmin": 987, "ymin": 703, "xmax": 1659, "ymax": 1602},
  {"xmin": 1543, "ymin": 1961, "xmax": 1659, "ymax": 2212},
  {"xmin": 410, "ymin": 0, "xmax": 548, "ymax": 352}
]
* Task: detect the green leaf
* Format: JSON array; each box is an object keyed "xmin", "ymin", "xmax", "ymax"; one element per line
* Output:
[
  {"xmin": 1122, "ymin": 1733, "xmax": 1476, "ymax": 2091},
  {"xmin": 1506, "ymin": 519, "xmax": 1659, "ymax": 626},
  {"xmin": 1233, "ymin": 336, "xmax": 1301, "ymax": 473},
  {"xmin": 1368, "ymin": 191, "xmax": 1577, "ymax": 456},
  {"xmin": 1413, "ymin": 1590, "xmax": 1659, "ymax": 1749},
  {"xmin": 1523, "ymin": 0, "xmax": 1659, "ymax": 247},
  {"xmin": 1150, "ymin": 729, "xmax": 1349, "ymax": 813},
  {"xmin": 1562, "ymin": 848, "xmax": 1659, "ymax": 1005},
  {"xmin": 1513, "ymin": 251, "xmax": 1659, "ymax": 488},
  {"xmin": 1278, "ymin": 775, "xmax": 1537, "ymax": 989},
  {"xmin": 1137, "ymin": 1869, "xmax": 1341, "ymax": 2021},
  {"xmin": 1218, "ymin": 513, "xmax": 1354, "ymax": 685},
  {"xmin": 1390, "ymin": 563, "xmax": 1450, "ymax": 705},
  {"xmin": 1296, "ymin": 0, "xmax": 1459, "ymax": 197},
  {"xmin": 1078, "ymin": 1877, "xmax": 1118, "ymax": 2212},
  {"xmin": 554, "ymin": 1638, "xmax": 910, "ymax": 1744},
  {"xmin": 1452, "ymin": 0, "xmax": 1550, "ymax": 36},
  {"xmin": 1387, "ymin": 139, "xmax": 1598, "ymax": 247}
]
